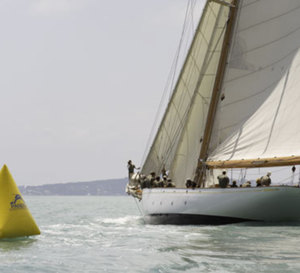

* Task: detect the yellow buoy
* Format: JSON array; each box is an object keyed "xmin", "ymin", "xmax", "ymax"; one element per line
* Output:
[{"xmin": 0, "ymin": 165, "xmax": 40, "ymax": 238}]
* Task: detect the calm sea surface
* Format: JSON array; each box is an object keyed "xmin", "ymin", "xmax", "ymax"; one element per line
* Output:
[{"xmin": 1, "ymin": 196, "xmax": 300, "ymax": 273}]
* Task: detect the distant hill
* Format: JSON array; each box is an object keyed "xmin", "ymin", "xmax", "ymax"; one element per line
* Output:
[{"xmin": 19, "ymin": 178, "xmax": 128, "ymax": 196}]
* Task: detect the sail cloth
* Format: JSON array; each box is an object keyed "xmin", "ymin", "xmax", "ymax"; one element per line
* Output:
[
  {"xmin": 208, "ymin": 0, "xmax": 300, "ymax": 163},
  {"xmin": 0, "ymin": 165, "xmax": 40, "ymax": 238},
  {"xmin": 142, "ymin": 1, "xmax": 231, "ymax": 187}
]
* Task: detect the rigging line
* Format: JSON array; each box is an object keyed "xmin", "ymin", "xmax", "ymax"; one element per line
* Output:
[
  {"xmin": 239, "ymin": 4, "xmax": 300, "ymax": 33},
  {"xmin": 263, "ymin": 68, "xmax": 290, "ymax": 154},
  {"xmin": 173, "ymin": 7, "xmax": 229, "ymax": 133},
  {"xmin": 154, "ymin": 83, "xmax": 194, "ymax": 156},
  {"xmin": 165, "ymin": 2, "xmax": 203, "ymax": 133},
  {"xmin": 133, "ymin": 198, "xmax": 145, "ymax": 224},
  {"xmin": 144, "ymin": 2, "xmax": 230, "ymax": 173},
  {"xmin": 155, "ymin": 90, "xmax": 194, "ymax": 155},
  {"xmin": 169, "ymin": 0, "xmax": 195, "ymax": 98},
  {"xmin": 181, "ymin": 0, "xmax": 198, "ymax": 61},
  {"xmin": 239, "ymin": 24, "xmax": 300, "ymax": 57},
  {"xmin": 242, "ymin": 0, "xmax": 260, "ymax": 9},
  {"xmin": 226, "ymin": 46, "xmax": 299, "ymax": 83},
  {"xmin": 291, "ymin": 171, "xmax": 295, "ymax": 185},
  {"xmin": 170, "ymin": 0, "xmax": 227, "ymax": 116},
  {"xmin": 157, "ymin": 106, "xmax": 191, "ymax": 165},
  {"xmin": 166, "ymin": 2, "xmax": 227, "ymax": 142},
  {"xmin": 140, "ymin": 0, "xmax": 195, "ymax": 166},
  {"xmin": 190, "ymin": 0, "xmax": 196, "ymax": 33},
  {"xmin": 238, "ymin": 169, "xmax": 243, "ymax": 185},
  {"xmin": 167, "ymin": 6, "xmax": 230, "ymax": 172},
  {"xmin": 276, "ymin": 174, "xmax": 294, "ymax": 184},
  {"xmin": 222, "ymin": 76, "xmax": 285, "ymax": 109}
]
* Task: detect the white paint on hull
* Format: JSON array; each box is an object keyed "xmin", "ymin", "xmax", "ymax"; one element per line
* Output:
[{"xmin": 141, "ymin": 186, "xmax": 300, "ymax": 221}]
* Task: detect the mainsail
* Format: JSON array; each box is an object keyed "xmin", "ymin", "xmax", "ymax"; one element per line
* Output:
[
  {"xmin": 142, "ymin": 0, "xmax": 232, "ymax": 187},
  {"xmin": 207, "ymin": 0, "xmax": 300, "ymax": 168}
]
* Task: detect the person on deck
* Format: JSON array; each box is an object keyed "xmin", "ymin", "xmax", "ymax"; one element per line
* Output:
[
  {"xmin": 191, "ymin": 180, "xmax": 197, "ymax": 189},
  {"xmin": 261, "ymin": 172, "xmax": 271, "ymax": 186},
  {"xmin": 166, "ymin": 178, "xmax": 175, "ymax": 188},
  {"xmin": 127, "ymin": 160, "xmax": 140, "ymax": 179},
  {"xmin": 186, "ymin": 178, "xmax": 196, "ymax": 189},
  {"xmin": 185, "ymin": 179, "xmax": 192, "ymax": 188},
  {"xmin": 217, "ymin": 170, "xmax": 229, "ymax": 188},
  {"xmin": 231, "ymin": 181, "xmax": 238, "ymax": 188},
  {"xmin": 154, "ymin": 176, "xmax": 163, "ymax": 188},
  {"xmin": 256, "ymin": 178, "xmax": 262, "ymax": 187},
  {"xmin": 162, "ymin": 175, "xmax": 168, "ymax": 187},
  {"xmin": 242, "ymin": 181, "xmax": 251, "ymax": 187},
  {"xmin": 139, "ymin": 174, "xmax": 147, "ymax": 189},
  {"xmin": 153, "ymin": 176, "xmax": 158, "ymax": 187},
  {"xmin": 161, "ymin": 167, "xmax": 168, "ymax": 178},
  {"xmin": 149, "ymin": 172, "xmax": 156, "ymax": 188}
]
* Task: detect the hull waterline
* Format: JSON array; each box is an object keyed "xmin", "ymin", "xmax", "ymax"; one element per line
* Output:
[{"xmin": 140, "ymin": 186, "xmax": 300, "ymax": 225}]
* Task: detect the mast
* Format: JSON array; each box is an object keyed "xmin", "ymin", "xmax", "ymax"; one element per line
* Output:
[{"xmin": 194, "ymin": 0, "xmax": 239, "ymax": 186}]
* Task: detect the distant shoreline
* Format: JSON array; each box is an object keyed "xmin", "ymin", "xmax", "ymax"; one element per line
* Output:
[{"xmin": 19, "ymin": 178, "xmax": 128, "ymax": 196}]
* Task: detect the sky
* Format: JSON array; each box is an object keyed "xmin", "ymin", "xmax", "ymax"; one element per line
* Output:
[{"xmin": 0, "ymin": 0, "xmax": 205, "ymax": 185}]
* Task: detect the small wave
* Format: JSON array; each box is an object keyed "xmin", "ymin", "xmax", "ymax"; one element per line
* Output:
[{"xmin": 99, "ymin": 215, "xmax": 143, "ymax": 225}]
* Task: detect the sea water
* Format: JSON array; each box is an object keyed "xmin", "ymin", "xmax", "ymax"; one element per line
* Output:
[{"xmin": 1, "ymin": 196, "xmax": 300, "ymax": 273}]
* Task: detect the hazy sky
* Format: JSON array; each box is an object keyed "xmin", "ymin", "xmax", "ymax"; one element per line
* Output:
[{"xmin": 0, "ymin": 0, "xmax": 206, "ymax": 185}]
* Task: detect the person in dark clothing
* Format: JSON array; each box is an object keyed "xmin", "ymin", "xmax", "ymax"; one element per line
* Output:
[
  {"xmin": 217, "ymin": 170, "xmax": 229, "ymax": 188},
  {"xmin": 155, "ymin": 176, "xmax": 164, "ymax": 188},
  {"xmin": 185, "ymin": 179, "xmax": 192, "ymax": 188},
  {"xmin": 127, "ymin": 160, "xmax": 139, "ymax": 179},
  {"xmin": 256, "ymin": 178, "xmax": 262, "ymax": 187},
  {"xmin": 162, "ymin": 175, "xmax": 168, "ymax": 187},
  {"xmin": 166, "ymin": 178, "xmax": 175, "ymax": 188},
  {"xmin": 231, "ymin": 180, "xmax": 238, "ymax": 188},
  {"xmin": 191, "ymin": 181, "xmax": 197, "ymax": 189}
]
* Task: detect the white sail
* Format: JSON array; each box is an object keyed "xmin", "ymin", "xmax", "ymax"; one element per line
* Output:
[
  {"xmin": 208, "ymin": 0, "xmax": 300, "ymax": 163},
  {"xmin": 170, "ymin": 2, "xmax": 231, "ymax": 186},
  {"xmin": 142, "ymin": 1, "xmax": 231, "ymax": 185}
]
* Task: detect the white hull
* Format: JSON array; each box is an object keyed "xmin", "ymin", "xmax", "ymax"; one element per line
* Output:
[{"xmin": 140, "ymin": 186, "xmax": 300, "ymax": 224}]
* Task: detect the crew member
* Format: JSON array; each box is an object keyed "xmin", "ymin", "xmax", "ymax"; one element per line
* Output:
[
  {"xmin": 242, "ymin": 181, "xmax": 251, "ymax": 187},
  {"xmin": 256, "ymin": 178, "xmax": 262, "ymax": 187},
  {"xmin": 185, "ymin": 178, "xmax": 192, "ymax": 188},
  {"xmin": 231, "ymin": 180, "xmax": 238, "ymax": 188},
  {"xmin": 162, "ymin": 175, "xmax": 168, "ymax": 187},
  {"xmin": 261, "ymin": 172, "xmax": 271, "ymax": 186},
  {"xmin": 161, "ymin": 167, "xmax": 168, "ymax": 178},
  {"xmin": 166, "ymin": 178, "xmax": 175, "ymax": 188},
  {"xmin": 127, "ymin": 160, "xmax": 139, "ymax": 179},
  {"xmin": 217, "ymin": 170, "xmax": 229, "ymax": 188}
]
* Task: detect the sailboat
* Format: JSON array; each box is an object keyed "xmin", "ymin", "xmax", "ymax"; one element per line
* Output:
[{"xmin": 127, "ymin": 0, "xmax": 300, "ymax": 224}]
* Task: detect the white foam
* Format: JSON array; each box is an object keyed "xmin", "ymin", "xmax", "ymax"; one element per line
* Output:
[{"xmin": 100, "ymin": 215, "xmax": 141, "ymax": 225}]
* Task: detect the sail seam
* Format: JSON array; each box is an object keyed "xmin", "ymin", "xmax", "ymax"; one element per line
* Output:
[
  {"xmin": 170, "ymin": 4, "xmax": 229, "ymax": 184},
  {"xmin": 239, "ymin": 5, "xmax": 300, "ymax": 33},
  {"xmin": 234, "ymin": 25, "xmax": 300, "ymax": 60},
  {"xmin": 262, "ymin": 68, "xmax": 290, "ymax": 154},
  {"xmin": 226, "ymin": 47, "xmax": 299, "ymax": 83},
  {"xmin": 221, "ymin": 77, "xmax": 284, "ymax": 109}
]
